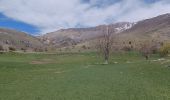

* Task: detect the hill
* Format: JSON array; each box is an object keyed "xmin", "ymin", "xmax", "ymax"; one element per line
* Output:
[
  {"xmin": 0, "ymin": 28, "xmax": 44, "ymax": 51},
  {"xmin": 40, "ymin": 22, "xmax": 134, "ymax": 47},
  {"xmin": 118, "ymin": 13, "xmax": 170, "ymax": 41},
  {"xmin": 40, "ymin": 13, "xmax": 170, "ymax": 49},
  {"xmin": 1, "ymin": 13, "xmax": 170, "ymax": 52}
]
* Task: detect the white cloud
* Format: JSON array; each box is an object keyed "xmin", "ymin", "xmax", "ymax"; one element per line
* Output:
[
  {"xmin": 0, "ymin": 0, "xmax": 170, "ymax": 34},
  {"xmin": 116, "ymin": 0, "xmax": 170, "ymax": 22}
]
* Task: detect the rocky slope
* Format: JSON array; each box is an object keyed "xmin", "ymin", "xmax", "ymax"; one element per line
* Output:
[
  {"xmin": 0, "ymin": 28, "xmax": 44, "ymax": 51},
  {"xmin": 41, "ymin": 22, "xmax": 135, "ymax": 47},
  {"xmin": 118, "ymin": 13, "xmax": 170, "ymax": 41}
]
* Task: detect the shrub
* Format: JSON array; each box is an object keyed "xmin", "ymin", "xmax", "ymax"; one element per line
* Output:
[
  {"xmin": 139, "ymin": 43, "xmax": 152, "ymax": 60},
  {"xmin": 82, "ymin": 45, "xmax": 87, "ymax": 49},
  {"xmin": 0, "ymin": 45, "xmax": 4, "ymax": 51},
  {"xmin": 38, "ymin": 48, "xmax": 44, "ymax": 52},
  {"xmin": 21, "ymin": 48, "xmax": 27, "ymax": 52},
  {"xmin": 159, "ymin": 43, "xmax": 170, "ymax": 57},
  {"xmin": 9, "ymin": 46, "xmax": 16, "ymax": 51},
  {"xmin": 45, "ymin": 48, "xmax": 48, "ymax": 52},
  {"xmin": 122, "ymin": 46, "xmax": 132, "ymax": 51},
  {"xmin": 34, "ymin": 47, "xmax": 44, "ymax": 52}
]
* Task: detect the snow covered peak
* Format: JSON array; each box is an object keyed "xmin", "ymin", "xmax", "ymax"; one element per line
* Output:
[{"xmin": 113, "ymin": 22, "xmax": 135, "ymax": 33}]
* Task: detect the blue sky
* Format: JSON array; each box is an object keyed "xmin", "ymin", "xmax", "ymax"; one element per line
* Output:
[
  {"xmin": 0, "ymin": 0, "xmax": 170, "ymax": 35},
  {"xmin": 0, "ymin": 13, "xmax": 39, "ymax": 35}
]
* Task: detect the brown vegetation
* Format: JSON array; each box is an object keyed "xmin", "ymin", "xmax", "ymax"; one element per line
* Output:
[{"xmin": 0, "ymin": 45, "xmax": 4, "ymax": 51}]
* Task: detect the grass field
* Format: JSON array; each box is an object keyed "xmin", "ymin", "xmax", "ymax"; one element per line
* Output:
[{"xmin": 0, "ymin": 52, "xmax": 170, "ymax": 100}]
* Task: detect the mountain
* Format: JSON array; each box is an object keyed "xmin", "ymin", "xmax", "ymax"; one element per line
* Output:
[
  {"xmin": 118, "ymin": 13, "xmax": 170, "ymax": 41},
  {"xmin": 0, "ymin": 28, "xmax": 44, "ymax": 51},
  {"xmin": 40, "ymin": 13, "xmax": 170, "ymax": 48},
  {"xmin": 1, "ymin": 13, "xmax": 170, "ymax": 52},
  {"xmin": 40, "ymin": 22, "xmax": 135, "ymax": 47}
]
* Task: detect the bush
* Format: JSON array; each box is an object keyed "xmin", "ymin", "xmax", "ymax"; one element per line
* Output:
[
  {"xmin": 139, "ymin": 43, "xmax": 152, "ymax": 60},
  {"xmin": 9, "ymin": 46, "xmax": 16, "ymax": 51},
  {"xmin": 34, "ymin": 48, "xmax": 44, "ymax": 52},
  {"xmin": 122, "ymin": 46, "xmax": 132, "ymax": 51},
  {"xmin": 159, "ymin": 43, "xmax": 170, "ymax": 57},
  {"xmin": 45, "ymin": 48, "xmax": 48, "ymax": 52},
  {"xmin": 21, "ymin": 48, "xmax": 27, "ymax": 52},
  {"xmin": 0, "ymin": 45, "xmax": 4, "ymax": 51},
  {"xmin": 82, "ymin": 45, "xmax": 87, "ymax": 49}
]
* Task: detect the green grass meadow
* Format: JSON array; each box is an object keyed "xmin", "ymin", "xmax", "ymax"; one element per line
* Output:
[{"xmin": 0, "ymin": 52, "xmax": 170, "ymax": 100}]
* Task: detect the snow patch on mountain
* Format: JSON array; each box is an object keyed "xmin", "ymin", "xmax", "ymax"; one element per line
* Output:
[{"xmin": 115, "ymin": 22, "xmax": 135, "ymax": 33}]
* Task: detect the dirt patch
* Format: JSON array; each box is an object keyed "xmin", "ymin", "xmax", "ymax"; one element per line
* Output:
[
  {"xmin": 54, "ymin": 70, "xmax": 73, "ymax": 74},
  {"xmin": 42, "ymin": 59, "xmax": 53, "ymax": 62},
  {"xmin": 126, "ymin": 61, "xmax": 132, "ymax": 63},
  {"xmin": 55, "ymin": 71, "xmax": 66, "ymax": 74},
  {"xmin": 30, "ymin": 59, "xmax": 54, "ymax": 65},
  {"xmin": 30, "ymin": 61, "xmax": 48, "ymax": 64},
  {"xmin": 54, "ymin": 65, "xmax": 94, "ymax": 74},
  {"xmin": 83, "ymin": 65, "xmax": 94, "ymax": 69}
]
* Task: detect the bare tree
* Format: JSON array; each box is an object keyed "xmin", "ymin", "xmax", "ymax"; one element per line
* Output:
[
  {"xmin": 140, "ymin": 44, "xmax": 151, "ymax": 60},
  {"xmin": 96, "ymin": 26, "xmax": 115, "ymax": 64},
  {"xmin": 139, "ymin": 39, "xmax": 160, "ymax": 60}
]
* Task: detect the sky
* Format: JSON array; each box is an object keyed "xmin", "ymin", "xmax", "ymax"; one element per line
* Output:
[{"xmin": 0, "ymin": 0, "xmax": 170, "ymax": 35}]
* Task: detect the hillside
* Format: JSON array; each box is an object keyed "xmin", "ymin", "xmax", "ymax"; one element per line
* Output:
[
  {"xmin": 1, "ymin": 14, "xmax": 170, "ymax": 51},
  {"xmin": 118, "ymin": 13, "xmax": 170, "ymax": 41},
  {"xmin": 0, "ymin": 28, "xmax": 44, "ymax": 51},
  {"xmin": 40, "ymin": 13, "xmax": 170, "ymax": 49},
  {"xmin": 40, "ymin": 22, "xmax": 134, "ymax": 47}
]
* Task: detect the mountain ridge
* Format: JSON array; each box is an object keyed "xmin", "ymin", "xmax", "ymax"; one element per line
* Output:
[
  {"xmin": 0, "ymin": 13, "xmax": 170, "ymax": 51},
  {"xmin": 41, "ymin": 22, "xmax": 135, "ymax": 47}
]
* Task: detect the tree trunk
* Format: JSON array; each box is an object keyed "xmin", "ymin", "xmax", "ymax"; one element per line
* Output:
[
  {"xmin": 145, "ymin": 55, "xmax": 149, "ymax": 60},
  {"xmin": 104, "ymin": 44, "xmax": 109, "ymax": 64},
  {"xmin": 104, "ymin": 60, "xmax": 108, "ymax": 64}
]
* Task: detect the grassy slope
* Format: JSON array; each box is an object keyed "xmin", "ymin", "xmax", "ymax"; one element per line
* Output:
[{"xmin": 0, "ymin": 52, "xmax": 170, "ymax": 100}]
